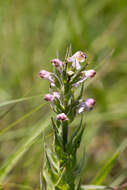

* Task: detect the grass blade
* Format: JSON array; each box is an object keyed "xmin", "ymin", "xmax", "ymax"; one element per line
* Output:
[
  {"xmin": 0, "ymin": 114, "xmax": 51, "ymax": 183},
  {"xmin": 91, "ymin": 152, "xmax": 119, "ymax": 185},
  {"xmin": 0, "ymin": 103, "xmax": 46, "ymax": 136},
  {"xmin": 81, "ymin": 185, "xmax": 107, "ymax": 189},
  {"xmin": 91, "ymin": 137, "xmax": 127, "ymax": 185},
  {"xmin": 0, "ymin": 94, "xmax": 42, "ymax": 108}
]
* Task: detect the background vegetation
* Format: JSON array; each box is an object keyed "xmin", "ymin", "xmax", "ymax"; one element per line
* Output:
[{"xmin": 0, "ymin": 0, "xmax": 127, "ymax": 189}]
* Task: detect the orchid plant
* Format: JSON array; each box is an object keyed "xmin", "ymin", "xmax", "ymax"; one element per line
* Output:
[{"xmin": 39, "ymin": 50, "xmax": 96, "ymax": 190}]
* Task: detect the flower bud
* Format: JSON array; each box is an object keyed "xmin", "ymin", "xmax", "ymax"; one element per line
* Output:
[
  {"xmin": 84, "ymin": 70, "xmax": 96, "ymax": 78},
  {"xmin": 40, "ymin": 70, "xmax": 55, "ymax": 87},
  {"xmin": 67, "ymin": 71, "xmax": 74, "ymax": 76},
  {"xmin": 56, "ymin": 113, "xmax": 68, "ymax": 121},
  {"xmin": 44, "ymin": 94, "xmax": 54, "ymax": 102},
  {"xmin": 39, "ymin": 70, "xmax": 50, "ymax": 79},
  {"xmin": 51, "ymin": 59, "xmax": 63, "ymax": 67}
]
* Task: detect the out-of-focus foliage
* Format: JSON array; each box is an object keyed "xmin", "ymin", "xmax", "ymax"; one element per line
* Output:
[{"xmin": 0, "ymin": 0, "xmax": 127, "ymax": 189}]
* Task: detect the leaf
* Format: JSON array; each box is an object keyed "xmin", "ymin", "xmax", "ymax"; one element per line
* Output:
[
  {"xmin": 55, "ymin": 167, "xmax": 69, "ymax": 190},
  {"xmin": 81, "ymin": 185, "xmax": 107, "ymax": 190},
  {"xmin": 0, "ymin": 114, "xmax": 51, "ymax": 183},
  {"xmin": 91, "ymin": 137, "xmax": 127, "ymax": 185},
  {"xmin": 67, "ymin": 115, "xmax": 83, "ymax": 152},
  {"xmin": 77, "ymin": 179, "xmax": 81, "ymax": 190},
  {"xmin": 0, "ymin": 104, "xmax": 45, "ymax": 136},
  {"xmin": 43, "ymin": 149, "xmax": 58, "ymax": 186},
  {"xmin": 73, "ymin": 150, "xmax": 86, "ymax": 177},
  {"xmin": 40, "ymin": 172, "xmax": 47, "ymax": 190},
  {"xmin": 45, "ymin": 147, "xmax": 59, "ymax": 172},
  {"xmin": 91, "ymin": 151, "xmax": 119, "ymax": 185},
  {"xmin": 71, "ymin": 124, "xmax": 85, "ymax": 154},
  {"xmin": 51, "ymin": 118, "xmax": 66, "ymax": 163},
  {"xmin": 0, "ymin": 94, "xmax": 42, "ymax": 108}
]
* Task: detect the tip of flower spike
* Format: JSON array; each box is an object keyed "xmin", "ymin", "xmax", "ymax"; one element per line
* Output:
[
  {"xmin": 56, "ymin": 113, "xmax": 68, "ymax": 121},
  {"xmin": 51, "ymin": 59, "xmax": 63, "ymax": 67},
  {"xmin": 44, "ymin": 94, "xmax": 54, "ymax": 102}
]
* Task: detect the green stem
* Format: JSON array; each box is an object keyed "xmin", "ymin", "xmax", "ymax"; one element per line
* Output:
[{"xmin": 62, "ymin": 121, "xmax": 68, "ymax": 150}]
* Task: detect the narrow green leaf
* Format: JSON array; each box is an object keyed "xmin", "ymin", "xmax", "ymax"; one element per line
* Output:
[
  {"xmin": 0, "ymin": 94, "xmax": 42, "ymax": 108},
  {"xmin": 91, "ymin": 137, "xmax": 127, "ymax": 185},
  {"xmin": 67, "ymin": 115, "xmax": 83, "ymax": 150},
  {"xmin": 0, "ymin": 114, "xmax": 51, "ymax": 183},
  {"xmin": 81, "ymin": 185, "xmax": 107, "ymax": 190},
  {"xmin": 91, "ymin": 152, "xmax": 119, "ymax": 185},
  {"xmin": 0, "ymin": 103, "xmax": 45, "ymax": 136},
  {"xmin": 73, "ymin": 150, "xmax": 86, "ymax": 177},
  {"xmin": 77, "ymin": 179, "xmax": 81, "ymax": 190}
]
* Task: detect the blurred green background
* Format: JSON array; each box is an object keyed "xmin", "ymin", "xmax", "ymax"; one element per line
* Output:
[{"xmin": 0, "ymin": 0, "xmax": 127, "ymax": 189}]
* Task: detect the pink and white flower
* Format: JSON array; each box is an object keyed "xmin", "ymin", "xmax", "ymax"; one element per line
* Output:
[
  {"xmin": 74, "ymin": 69, "xmax": 96, "ymax": 87},
  {"xmin": 40, "ymin": 70, "xmax": 50, "ymax": 79},
  {"xmin": 56, "ymin": 113, "xmax": 68, "ymax": 121},
  {"xmin": 51, "ymin": 59, "xmax": 63, "ymax": 67},
  {"xmin": 83, "ymin": 69, "xmax": 96, "ymax": 78},
  {"xmin": 44, "ymin": 94, "xmax": 54, "ymax": 102},
  {"xmin": 53, "ymin": 92, "xmax": 60, "ymax": 99},
  {"xmin": 39, "ymin": 70, "xmax": 55, "ymax": 86},
  {"xmin": 78, "ymin": 98, "xmax": 96, "ymax": 113},
  {"xmin": 67, "ymin": 51, "xmax": 86, "ymax": 70}
]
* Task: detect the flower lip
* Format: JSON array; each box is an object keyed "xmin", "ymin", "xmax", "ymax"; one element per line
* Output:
[
  {"xmin": 56, "ymin": 113, "xmax": 68, "ymax": 121},
  {"xmin": 51, "ymin": 59, "xmax": 63, "ymax": 67},
  {"xmin": 44, "ymin": 94, "xmax": 54, "ymax": 102}
]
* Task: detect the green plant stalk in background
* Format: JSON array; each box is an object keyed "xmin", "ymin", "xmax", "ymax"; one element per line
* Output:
[{"xmin": 40, "ymin": 49, "xmax": 96, "ymax": 190}]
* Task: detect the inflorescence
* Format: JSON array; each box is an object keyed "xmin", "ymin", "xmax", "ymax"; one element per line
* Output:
[
  {"xmin": 40, "ymin": 51, "xmax": 96, "ymax": 121},
  {"xmin": 39, "ymin": 50, "xmax": 96, "ymax": 190}
]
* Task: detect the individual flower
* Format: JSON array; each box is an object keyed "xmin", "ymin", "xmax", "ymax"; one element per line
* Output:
[
  {"xmin": 40, "ymin": 70, "xmax": 50, "ymax": 79},
  {"xmin": 53, "ymin": 92, "xmax": 60, "ymax": 99},
  {"xmin": 74, "ymin": 69, "xmax": 96, "ymax": 87},
  {"xmin": 78, "ymin": 98, "xmax": 96, "ymax": 113},
  {"xmin": 67, "ymin": 51, "xmax": 86, "ymax": 70},
  {"xmin": 56, "ymin": 113, "xmax": 68, "ymax": 121},
  {"xmin": 44, "ymin": 94, "xmax": 54, "ymax": 102},
  {"xmin": 39, "ymin": 70, "xmax": 55, "ymax": 86},
  {"xmin": 83, "ymin": 69, "xmax": 96, "ymax": 78},
  {"xmin": 51, "ymin": 59, "xmax": 63, "ymax": 67}
]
